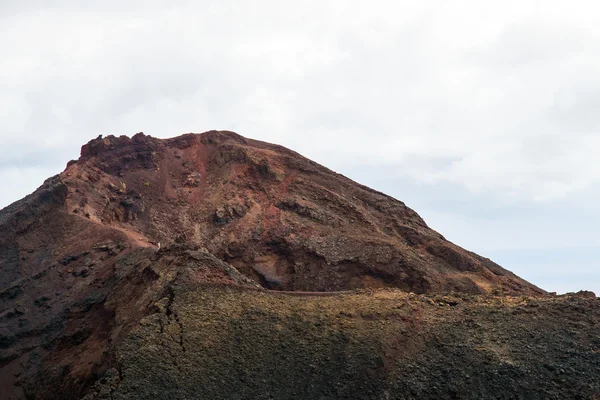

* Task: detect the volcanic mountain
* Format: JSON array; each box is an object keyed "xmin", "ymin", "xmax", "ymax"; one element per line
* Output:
[{"xmin": 1, "ymin": 131, "xmax": 598, "ymax": 400}]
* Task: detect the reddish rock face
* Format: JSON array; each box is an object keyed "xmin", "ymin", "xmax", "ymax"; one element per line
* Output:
[
  {"xmin": 0, "ymin": 130, "xmax": 545, "ymax": 399},
  {"xmin": 63, "ymin": 130, "xmax": 543, "ymax": 295}
]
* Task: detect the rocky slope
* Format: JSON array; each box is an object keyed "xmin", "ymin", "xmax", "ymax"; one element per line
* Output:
[
  {"xmin": 1, "ymin": 130, "xmax": 596, "ymax": 399},
  {"xmin": 87, "ymin": 287, "xmax": 600, "ymax": 400},
  {"xmin": 43, "ymin": 130, "xmax": 542, "ymax": 294}
]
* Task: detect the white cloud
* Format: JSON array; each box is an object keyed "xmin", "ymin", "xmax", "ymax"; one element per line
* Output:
[{"xmin": 2, "ymin": 1, "xmax": 600, "ymax": 206}]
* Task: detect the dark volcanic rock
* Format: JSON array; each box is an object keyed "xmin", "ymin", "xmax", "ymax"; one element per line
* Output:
[{"xmin": 85, "ymin": 287, "xmax": 600, "ymax": 400}]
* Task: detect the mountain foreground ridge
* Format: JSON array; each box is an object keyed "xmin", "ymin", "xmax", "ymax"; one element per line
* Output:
[{"xmin": 1, "ymin": 130, "xmax": 599, "ymax": 399}]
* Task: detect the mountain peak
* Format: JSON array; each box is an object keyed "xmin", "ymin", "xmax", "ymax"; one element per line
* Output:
[
  {"xmin": 0, "ymin": 131, "xmax": 546, "ymax": 399},
  {"xmin": 54, "ymin": 130, "xmax": 542, "ymax": 295}
]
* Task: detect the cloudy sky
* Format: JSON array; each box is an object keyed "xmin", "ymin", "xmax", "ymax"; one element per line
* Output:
[{"xmin": 2, "ymin": 1, "xmax": 599, "ymax": 294}]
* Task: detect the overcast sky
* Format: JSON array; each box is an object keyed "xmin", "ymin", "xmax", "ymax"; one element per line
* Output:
[{"xmin": 2, "ymin": 1, "xmax": 599, "ymax": 294}]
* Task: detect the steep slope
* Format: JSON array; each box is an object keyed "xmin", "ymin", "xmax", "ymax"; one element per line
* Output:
[
  {"xmin": 61, "ymin": 130, "xmax": 542, "ymax": 294},
  {"xmin": 0, "ymin": 130, "xmax": 552, "ymax": 399}
]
